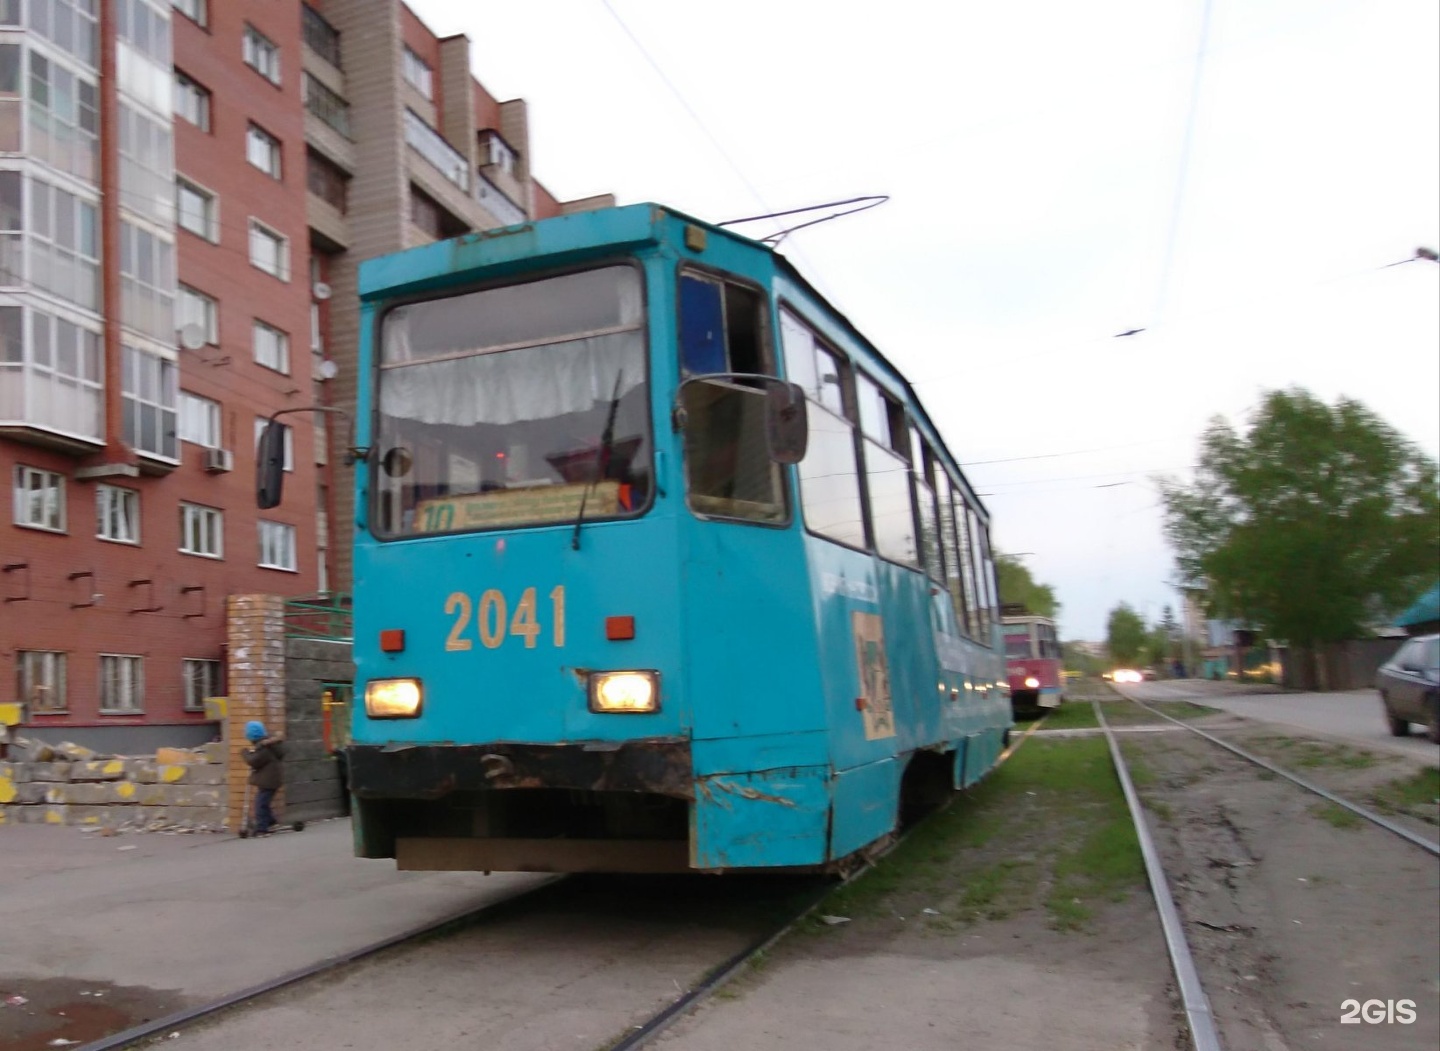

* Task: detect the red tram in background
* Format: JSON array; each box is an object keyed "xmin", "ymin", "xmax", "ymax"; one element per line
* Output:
[{"xmin": 1001, "ymin": 607, "xmax": 1063, "ymax": 717}]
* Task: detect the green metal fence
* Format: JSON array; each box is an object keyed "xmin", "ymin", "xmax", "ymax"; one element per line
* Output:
[{"xmin": 285, "ymin": 593, "xmax": 353, "ymax": 640}]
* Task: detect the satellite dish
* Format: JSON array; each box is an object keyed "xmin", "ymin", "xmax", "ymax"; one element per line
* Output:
[
  {"xmin": 316, "ymin": 359, "xmax": 339, "ymax": 381},
  {"xmin": 312, "ymin": 282, "xmax": 333, "ymax": 301},
  {"xmin": 178, "ymin": 323, "xmax": 207, "ymax": 351}
]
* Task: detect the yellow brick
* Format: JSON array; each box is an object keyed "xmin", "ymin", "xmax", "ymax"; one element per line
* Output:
[
  {"xmin": 103, "ymin": 759, "xmax": 124, "ymax": 776},
  {"xmin": 44, "ymin": 808, "xmax": 64, "ymax": 824},
  {"xmin": 0, "ymin": 776, "xmax": 14, "ymax": 804},
  {"xmin": 155, "ymin": 748, "xmax": 202, "ymax": 766},
  {"xmin": 0, "ymin": 702, "xmax": 22, "ymax": 726},
  {"xmin": 159, "ymin": 765, "xmax": 186, "ymax": 783},
  {"xmin": 113, "ymin": 781, "xmax": 136, "ymax": 800}
]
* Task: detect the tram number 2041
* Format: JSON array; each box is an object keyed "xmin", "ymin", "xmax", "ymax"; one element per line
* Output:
[{"xmin": 445, "ymin": 586, "xmax": 565, "ymax": 651}]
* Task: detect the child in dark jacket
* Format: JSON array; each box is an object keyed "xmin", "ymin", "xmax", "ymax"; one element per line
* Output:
[{"xmin": 241, "ymin": 720, "xmax": 285, "ymax": 834}]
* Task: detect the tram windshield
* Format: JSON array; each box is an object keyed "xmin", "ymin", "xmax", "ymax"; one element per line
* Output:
[
  {"xmin": 373, "ymin": 265, "xmax": 652, "ymax": 537},
  {"xmin": 1004, "ymin": 632, "xmax": 1033, "ymax": 659}
]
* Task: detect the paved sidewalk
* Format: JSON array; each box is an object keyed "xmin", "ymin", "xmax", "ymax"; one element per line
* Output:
[{"xmin": 0, "ymin": 819, "xmax": 545, "ymax": 1001}]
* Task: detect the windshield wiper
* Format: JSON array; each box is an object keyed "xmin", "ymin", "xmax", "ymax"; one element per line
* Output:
[{"xmin": 571, "ymin": 369, "xmax": 624, "ymax": 551}]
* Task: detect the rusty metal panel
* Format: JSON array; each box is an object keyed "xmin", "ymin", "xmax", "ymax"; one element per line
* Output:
[
  {"xmin": 691, "ymin": 764, "xmax": 830, "ymax": 870},
  {"xmin": 346, "ymin": 740, "xmax": 692, "ymax": 800}
]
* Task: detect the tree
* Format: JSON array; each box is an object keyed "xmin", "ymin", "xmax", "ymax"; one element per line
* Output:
[
  {"xmin": 994, "ymin": 552, "xmax": 1059, "ymax": 618},
  {"xmin": 1160, "ymin": 388, "xmax": 1439, "ymax": 655},
  {"xmin": 1107, "ymin": 603, "xmax": 1146, "ymax": 665}
]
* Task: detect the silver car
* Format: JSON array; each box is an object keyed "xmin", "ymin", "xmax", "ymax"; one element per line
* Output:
[{"xmin": 1377, "ymin": 634, "xmax": 1440, "ymax": 742}]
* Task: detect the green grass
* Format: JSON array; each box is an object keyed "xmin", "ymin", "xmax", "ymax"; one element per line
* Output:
[
  {"xmin": 804, "ymin": 737, "xmax": 1145, "ymax": 936},
  {"xmin": 1032, "ymin": 702, "xmax": 1102, "ymax": 730},
  {"xmin": 1249, "ymin": 736, "xmax": 1381, "ymax": 770},
  {"xmin": 1368, "ymin": 767, "xmax": 1440, "ymax": 824},
  {"xmin": 1311, "ymin": 802, "xmax": 1363, "ymax": 829}
]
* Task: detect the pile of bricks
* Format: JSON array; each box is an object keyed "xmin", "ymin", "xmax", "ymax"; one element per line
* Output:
[{"xmin": 0, "ymin": 733, "xmax": 229, "ymax": 833}]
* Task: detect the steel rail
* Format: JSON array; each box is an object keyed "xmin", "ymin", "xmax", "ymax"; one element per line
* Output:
[
  {"xmin": 610, "ymin": 717, "xmax": 1044, "ymax": 1049},
  {"xmin": 1122, "ymin": 692, "xmax": 1440, "ymax": 857},
  {"xmin": 1094, "ymin": 700, "xmax": 1226, "ymax": 1051},
  {"xmin": 74, "ymin": 877, "xmax": 565, "ymax": 1051}
]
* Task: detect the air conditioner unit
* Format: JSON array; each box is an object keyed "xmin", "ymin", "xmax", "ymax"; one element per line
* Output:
[{"xmin": 204, "ymin": 448, "xmax": 234, "ymax": 473}]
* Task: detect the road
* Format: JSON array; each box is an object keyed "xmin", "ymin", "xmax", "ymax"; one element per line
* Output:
[{"xmin": 1117, "ymin": 680, "xmax": 1440, "ymax": 762}]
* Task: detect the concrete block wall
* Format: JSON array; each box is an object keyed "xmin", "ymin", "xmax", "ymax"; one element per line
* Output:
[{"xmin": 0, "ymin": 740, "xmax": 229, "ymax": 830}]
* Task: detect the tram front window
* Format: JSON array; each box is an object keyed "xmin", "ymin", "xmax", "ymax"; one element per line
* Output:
[
  {"xmin": 1004, "ymin": 634, "xmax": 1032, "ymax": 659},
  {"xmin": 374, "ymin": 265, "xmax": 652, "ymax": 537}
]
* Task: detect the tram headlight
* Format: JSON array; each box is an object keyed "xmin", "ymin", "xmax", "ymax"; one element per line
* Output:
[
  {"xmin": 1024, "ymin": 676, "xmax": 1040, "ymax": 689},
  {"xmin": 588, "ymin": 671, "xmax": 660, "ymax": 713},
  {"xmin": 365, "ymin": 678, "xmax": 423, "ymax": 718}
]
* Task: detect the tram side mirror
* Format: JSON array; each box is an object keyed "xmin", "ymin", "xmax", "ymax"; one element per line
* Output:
[
  {"xmin": 765, "ymin": 381, "xmax": 808, "ymax": 465},
  {"xmin": 256, "ymin": 421, "xmax": 286, "ymax": 509}
]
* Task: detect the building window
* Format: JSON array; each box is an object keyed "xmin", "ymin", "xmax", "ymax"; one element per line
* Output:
[
  {"xmin": 173, "ymin": 71, "xmax": 210, "ymax": 131},
  {"xmin": 243, "ymin": 24, "xmax": 280, "ymax": 85},
  {"xmin": 248, "ymin": 220, "xmax": 289, "ymax": 280},
  {"xmin": 177, "ymin": 284, "xmax": 218, "ymax": 345},
  {"xmin": 303, "ymin": 73, "xmax": 350, "ymax": 138},
  {"xmin": 116, "ymin": 0, "xmax": 171, "ymax": 67},
  {"xmin": 18, "ymin": 650, "xmax": 67, "ymax": 712},
  {"xmin": 176, "ymin": 178, "xmax": 217, "ymax": 240},
  {"xmin": 255, "ymin": 416, "xmax": 293, "ymax": 471},
  {"xmin": 119, "ymin": 221, "xmax": 176, "ymax": 342},
  {"xmin": 172, "ymin": 0, "xmax": 206, "ymax": 28},
  {"xmin": 27, "ymin": 177, "xmax": 102, "ymax": 312},
  {"xmin": 409, "ymin": 186, "xmax": 467, "ymax": 241},
  {"xmin": 402, "ymin": 47, "xmax": 432, "ymax": 99},
  {"xmin": 306, "ymin": 149, "xmax": 348, "ymax": 212},
  {"xmin": 121, "ymin": 345, "xmax": 178, "ymax": 459},
  {"xmin": 302, "ymin": 5, "xmax": 341, "ymax": 68},
  {"xmin": 181, "ymin": 657, "xmax": 221, "ymax": 712},
  {"xmin": 99, "ymin": 654, "xmax": 143, "ymax": 713},
  {"xmin": 13, "ymin": 465, "xmax": 65, "ymax": 532},
  {"xmin": 119, "ymin": 102, "xmax": 176, "ymax": 227},
  {"xmin": 478, "ymin": 131, "xmax": 518, "ymax": 176},
  {"xmin": 10, "ymin": 307, "xmax": 105, "ymax": 440},
  {"xmin": 253, "ymin": 320, "xmax": 289, "ymax": 374},
  {"xmin": 96, "ymin": 484, "xmax": 140, "ymax": 543},
  {"xmin": 179, "ymin": 391, "xmax": 220, "ymax": 447},
  {"xmin": 27, "ymin": 0, "xmax": 99, "ymax": 69},
  {"xmin": 258, "ymin": 519, "xmax": 296, "ymax": 571},
  {"xmin": 246, "ymin": 123, "xmax": 282, "ymax": 179},
  {"xmin": 179, "ymin": 502, "xmax": 222, "ymax": 557},
  {"xmin": 402, "ymin": 109, "xmax": 468, "ymax": 191},
  {"xmin": 26, "ymin": 53, "xmax": 100, "ymax": 181}
]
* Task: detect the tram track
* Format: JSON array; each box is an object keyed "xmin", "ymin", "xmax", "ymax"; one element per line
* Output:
[{"xmin": 1097, "ymin": 690, "xmax": 1440, "ymax": 1051}]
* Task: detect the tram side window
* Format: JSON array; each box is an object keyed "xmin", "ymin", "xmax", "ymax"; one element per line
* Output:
[
  {"xmin": 915, "ymin": 437, "xmax": 944, "ymax": 583},
  {"xmin": 967, "ymin": 506, "xmax": 992, "ymax": 643},
  {"xmin": 955, "ymin": 489, "xmax": 982, "ymax": 640},
  {"xmin": 857, "ymin": 373, "xmax": 918, "ymax": 568},
  {"xmin": 976, "ymin": 514, "xmax": 998, "ymax": 645},
  {"xmin": 936, "ymin": 472, "xmax": 970, "ymax": 636},
  {"xmin": 678, "ymin": 271, "xmax": 785, "ymax": 523},
  {"xmin": 781, "ymin": 308, "xmax": 865, "ymax": 548}
]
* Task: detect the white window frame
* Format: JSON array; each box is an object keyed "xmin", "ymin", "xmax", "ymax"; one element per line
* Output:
[
  {"xmin": 246, "ymin": 123, "xmax": 282, "ymax": 179},
  {"xmin": 98, "ymin": 654, "xmax": 143, "ymax": 714},
  {"xmin": 173, "ymin": 71, "xmax": 211, "ymax": 131},
  {"xmin": 178, "ymin": 284, "xmax": 218, "ymax": 345},
  {"xmin": 179, "ymin": 391, "xmax": 221, "ymax": 448},
  {"xmin": 402, "ymin": 46, "xmax": 432, "ymax": 99},
  {"xmin": 243, "ymin": 24, "xmax": 280, "ymax": 85},
  {"xmin": 248, "ymin": 219, "xmax": 289, "ymax": 280},
  {"xmin": 13, "ymin": 465, "xmax": 65, "ymax": 532},
  {"xmin": 176, "ymin": 176, "xmax": 218, "ymax": 241},
  {"xmin": 18, "ymin": 650, "xmax": 67, "ymax": 712},
  {"xmin": 173, "ymin": 0, "xmax": 207, "ymax": 28},
  {"xmin": 258, "ymin": 519, "xmax": 297, "ymax": 571},
  {"xmin": 179, "ymin": 502, "xmax": 223, "ymax": 558},
  {"xmin": 181, "ymin": 657, "xmax": 221, "ymax": 712},
  {"xmin": 96, "ymin": 484, "xmax": 140, "ymax": 544},
  {"xmin": 252, "ymin": 319, "xmax": 289, "ymax": 374},
  {"xmin": 255, "ymin": 416, "xmax": 294, "ymax": 472}
]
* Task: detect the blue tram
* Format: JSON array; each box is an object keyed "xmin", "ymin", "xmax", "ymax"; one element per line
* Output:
[{"xmin": 295, "ymin": 204, "xmax": 1009, "ymax": 873}]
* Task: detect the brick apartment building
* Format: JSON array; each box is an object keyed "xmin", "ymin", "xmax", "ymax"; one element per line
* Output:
[{"xmin": 1, "ymin": 0, "xmax": 609, "ymax": 752}]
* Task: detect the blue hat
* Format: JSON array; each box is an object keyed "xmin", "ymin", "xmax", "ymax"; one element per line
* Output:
[{"xmin": 244, "ymin": 720, "xmax": 267, "ymax": 742}]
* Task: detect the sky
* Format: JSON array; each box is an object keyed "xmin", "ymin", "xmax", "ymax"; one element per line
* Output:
[{"xmin": 407, "ymin": 0, "xmax": 1440, "ymax": 641}]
